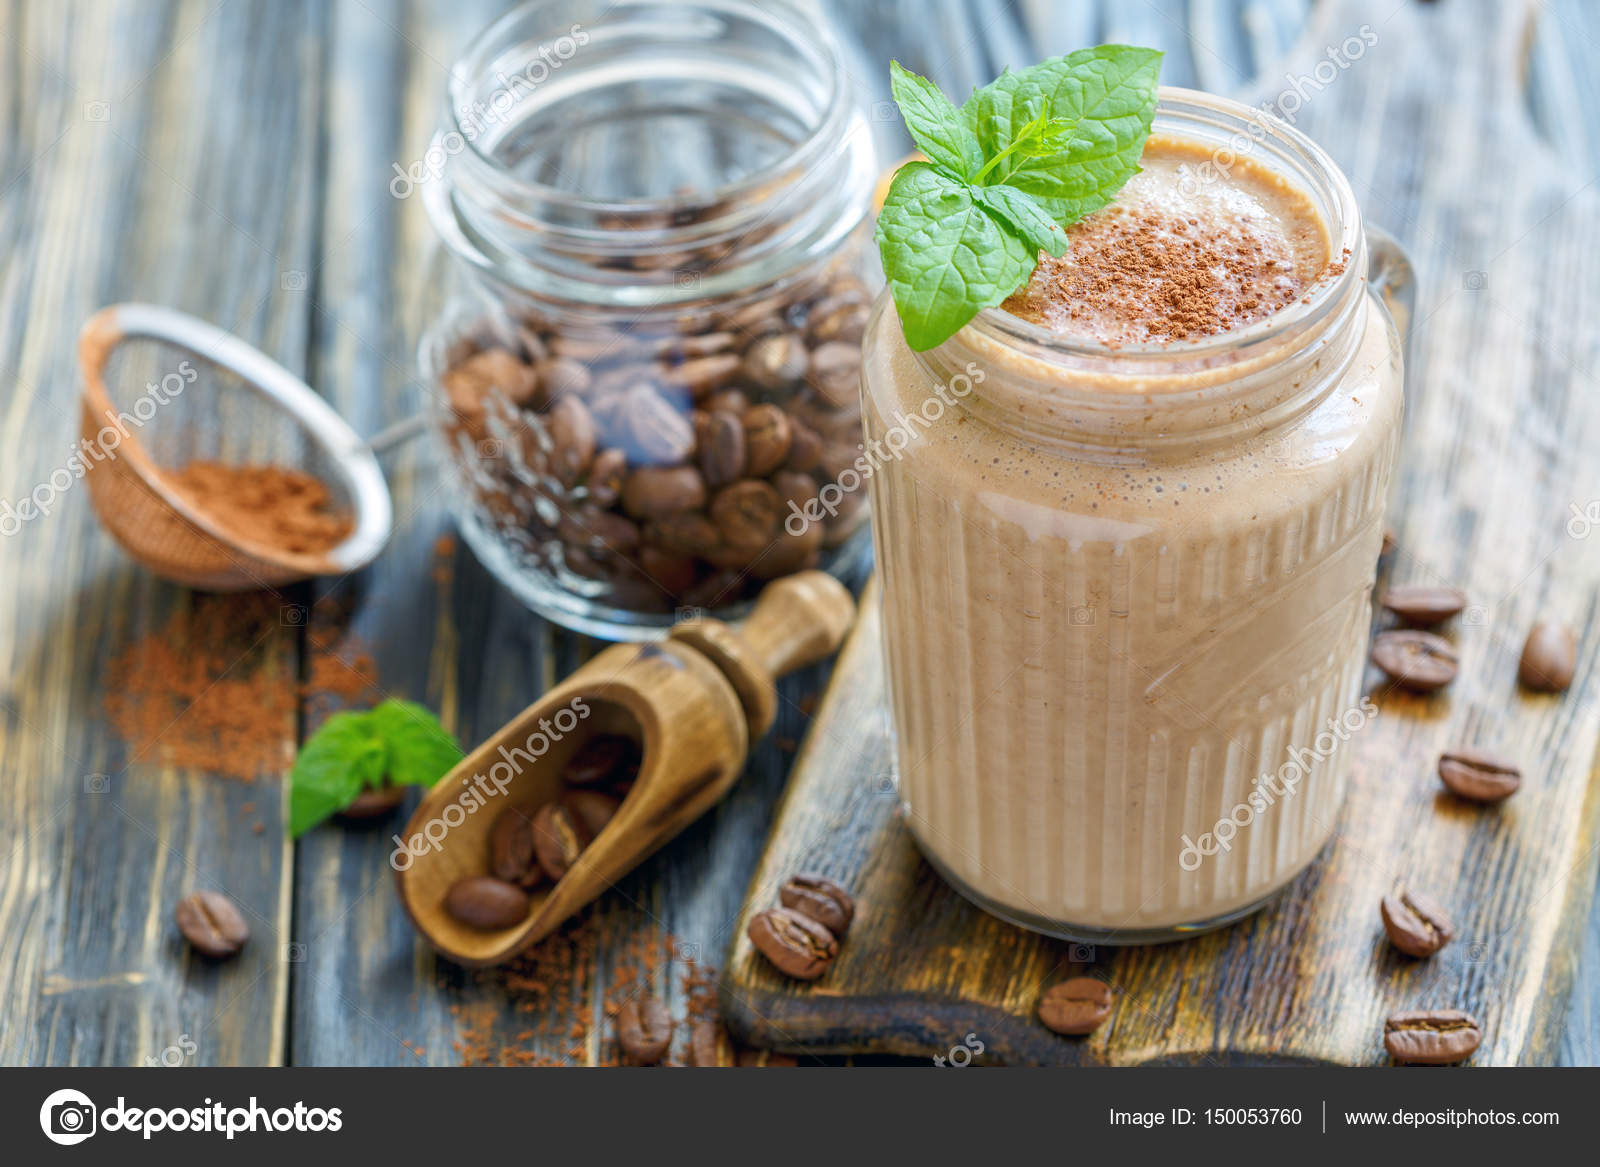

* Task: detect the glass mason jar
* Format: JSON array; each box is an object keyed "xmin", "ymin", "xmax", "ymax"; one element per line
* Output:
[
  {"xmin": 416, "ymin": 0, "xmax": 878, "ymax": 639},
  {"xmin": 861, "ymin": 90, "xmax": 1406, "ymax": 944}
]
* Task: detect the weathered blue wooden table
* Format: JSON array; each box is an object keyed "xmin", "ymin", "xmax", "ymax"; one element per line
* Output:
[{"xmin": 2, "ymin": 0, "xmax": 1597, "ymax": 1065}]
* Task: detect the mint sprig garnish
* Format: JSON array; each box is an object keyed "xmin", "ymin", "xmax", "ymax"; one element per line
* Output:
[
  {"xmin": 875, "ymin": 47, "xmax": 1163, "ymax": 350},
  {"xmin": 288, "ymin": 698, "xmax": 463, "ymax": 836}
]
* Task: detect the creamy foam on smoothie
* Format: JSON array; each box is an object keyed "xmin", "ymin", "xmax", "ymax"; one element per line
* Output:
[{"xmin": 1003, "ymin": 136, "xmax": 1333, "ymax": 345}]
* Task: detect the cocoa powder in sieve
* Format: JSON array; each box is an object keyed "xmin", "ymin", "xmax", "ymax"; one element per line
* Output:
[{"xmin": 165, "ymin": 460, "xmax": 352, "ymax": 556}]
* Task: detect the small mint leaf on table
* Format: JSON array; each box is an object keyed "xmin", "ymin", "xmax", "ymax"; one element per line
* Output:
[
  {"xmin": 875, "ymin": 47, "xmax": 1161, "ymax": 351},
  {"xmin": 873, "ymin": 162, "xmax": 1037, "ymax": 352},
  {"xmin": 287, "ymin": 700, "xmax": 464, "ymax": 837}
]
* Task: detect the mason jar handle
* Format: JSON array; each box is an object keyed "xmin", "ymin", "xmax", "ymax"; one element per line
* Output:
[{"xmin": 1365, "ymin": 222, "xmax": 1415, "ymax": 350}]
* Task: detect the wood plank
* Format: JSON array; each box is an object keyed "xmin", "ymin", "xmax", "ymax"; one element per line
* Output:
[
  {"xmin": 0, "ymin": 0, "xmax": 323, "ymax": 1066},
  {"xmin": 721, "ymin": 0, "xmax": 1600, "ymax": 1066}
]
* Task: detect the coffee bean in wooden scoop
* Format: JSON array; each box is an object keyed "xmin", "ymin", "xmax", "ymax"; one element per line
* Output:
[
  {"xmin": 1381, "ymin": 585, "xmax": 1466, "ymax": 625},
  {"xmin": 748, "ymin": 906, "xmax": 837, "ymax": 980},
  {"xmin": 488, "ymin": 804, "xmax": 544, "ymax": 888},
  {"xmin": 444, "ymin": 876, "xmax": 529, "ymax": 931},
  {"xmin": 175, "ymin": 891, "xmax": 250, "ymax": 959},
  {"xmin": 1381, "ymin": 888, "xmax": 1454, "ymax": 957},
  {"xmin": 1437, "ymin": 747, "xmax": 1521, "ymax": 803},
  {"xmin": 1383, "ymin": 1009, "xmax": 1481, "ymax": 1065},
  {"xmin": 1519, "ymin": 620, "xmax": 1576, "ymax": 692},
  {"xmin": 1038, "ymin": 977, "xmax": 1115, "ymax": 1035},
  {"xmin": 1371, "ymin": 630, "xmax": 1458, "ymax": 691}
]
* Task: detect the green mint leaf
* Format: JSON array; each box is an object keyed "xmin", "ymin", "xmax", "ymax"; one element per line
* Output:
[
  {"xmin": 288, "ymin": 711, "xmax": 385, "ymax": 837},
  {"xmin": 970, "ymin": 185, "xmax": 1071, "ymax": 258},
  {"xmin": 367, "ymin": 698, "xmax": 464, "ymax": 787},
  {"xmin": 889, "ymin": 60, "xmax": 982, "ymax": 180},
  {"xmin": 963, "ymin": 46, "xmax": 1162, "ymax": 221},
  {"xmin": 874, "ymin": 162, "xmax": 1036, "ymax": 351},
  {"xmin": 287, "ymin": 700, "xmax": 462, "ymax": 837}
]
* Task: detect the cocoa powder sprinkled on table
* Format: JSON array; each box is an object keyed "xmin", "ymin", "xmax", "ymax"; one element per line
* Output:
[{"xmin": 165, "ymin": 460, "xmax": 352, "ymax": 556}]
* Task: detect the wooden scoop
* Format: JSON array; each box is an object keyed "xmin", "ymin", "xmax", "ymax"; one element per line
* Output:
[{"xmin": 395, "ymin": 570, "xmax": 855, "ymax": 966}]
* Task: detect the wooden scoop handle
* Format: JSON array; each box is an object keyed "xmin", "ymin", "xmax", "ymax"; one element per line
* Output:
[{"xmin": 670, "ymin": 570, "xmax": 855, "ymax": 738}]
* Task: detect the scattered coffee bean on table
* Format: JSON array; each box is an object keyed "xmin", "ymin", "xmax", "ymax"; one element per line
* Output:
[
  {"xmin": 748, "ymin": 906, "xmax": 838, "ymax": 980},
  {"xmin": 444, "ymin": 876, "xmax": 529, "ymax": 931},
  {"xmin": 778, "ymin": 873, "xmax": 855, "ymax": 937},
  {"xmin": 1519, "ymin": 620, "xmax": 1576, "ymax": 692},
  {"xmin": 616, "ymin": 995, "xmax": 673, "ymax": 1065},
  {"xmin": 1038, "ymin": 977, "xmax": 1115, "ymax": 1036},
  {"xmin": 1380, "ymin": 889, "xmax": 1455, "ymax": 957},
  {"xmin": 1381, "ymin": 585, "xmax": 1467, "ymax": 625},
  {"xmin": 1437, "ymin": 747, "xmax": 1521, "ymax": 803},
  {"xmin": 175, "ymin": 891, "xmax": 250, "ymax": 959},
  {"xmin": 338, "ymin": 782, "xmax": 405, "ymax": 819},
  {"xmin": 690, "ymin": 1019, "xmax": 733, "ymax": 1067},
  {"xmin": 1371, "ymin": 629, "xmax": 1458, "ymax": 691},
  {"xmin": 1383, "ymin": 1009, "xmax": 1482, "ymax": 1065}
]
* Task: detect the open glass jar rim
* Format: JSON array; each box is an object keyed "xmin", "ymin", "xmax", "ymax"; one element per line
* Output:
[{"xmin": 422, "ymin": 0, "xmax": 877, "ymax": 312}]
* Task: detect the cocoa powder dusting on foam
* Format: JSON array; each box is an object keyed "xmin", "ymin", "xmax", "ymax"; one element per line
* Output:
[{"xmin": 1002, "ymin": 136, "xmax": 1330, "ymax": 346}]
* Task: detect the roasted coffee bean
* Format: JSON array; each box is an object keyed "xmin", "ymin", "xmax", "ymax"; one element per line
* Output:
[
  {"xmin": 557, "ymin": 505, "xmax": 640, "ymax": 557},
  {"xmin": 748, "ymin": 906, "xmax": 838, "ymax": 980},
  {"xmin": 616, "ymin": 995, "xmax": 673, "ymax": 1065},
  {"xmin": 1519, "ymin": 620, "xmax": 1576, "ymax": 692},
  {"xmin": 1370, "ymin": 630, "xmax": 1458, "ymax": 691},
  {"xmin": 175, "ymin": 891, "xmax": 249, "ymax": 958},
  {"xmin": 515, "ymin": 324, "xmax": 548, "ymax": 365},
  {"xmin": 1381, "ymin": 585, "xmax": 1467, "ymax": 625},
  {"xmin": 772, "ymin": 469, "xmax": 819, "ymax": 513},
  {"xmin": 563, "ymin": 734, "xmax": 639, "ymax": 786},
  {"xmin": 1038, "ymin": 977, "xmax": 1115, "ymax": 1035},
  {"xmin": 742, "ymin": 404, "xmax": 793, "ymax": 477},
  {"xmin": 638, "ymin": 546, "xmax": 698, "ymax": 595},
  {"xmin": 662, "ymin": 353, "xmax": 741, "ymax": 398},
  {"xmin": 1438, "ymin": 747, "xmax": 1521, "ymax": 803},
  {"xmin": 703, "ymin": 387, "xmax": 750, "ymax": 417},
  {"xmin": 657, "ymin": 331, "xmax": 735, "ymax": 360},
  {"xmin": 778, "ymin": 873, "xmax": 854, "ymax": 937},
  {"xmin": 741, "ymin": 333, "xmax": 809, "ymax": 392},
  {"xmin": 807, "ymin": 300, "xmax": 869, "ymax": 346},
  {"xmin": 786, "ymin": 421, "xmax": 823, "ymax": 472},
  {"xmin": 532, "ymin": 801, "xmax": 590, "ymax": 882},
  {"xmin": 563, "ymin": 789, "xmax": 622, "ymax": 838},
  {"xmin": 445, "ymin": 876, "xmax": 531, "ymax": 931},
  {"xmin": 449, "ymin": 347, "xmax": 540, "ymax": 409},
  {"xmin": 610, "ymin": 385, "xmax": 695, "ymax": 467},
  {"xmin": 533, "ymin": 356, "xmax": 591, "ymax": 403},
  {"xmin": 710, "ymin": 480, "xmax": 783, "ymax": 550},
  {"xmin": 338, "ymin": 783, "xmax": 404, "ymax": 819},
  {"xmin": 689, "ymin": 1019, "xmax": 732, "ymax": 1067},
  {"xmin": 489, "ymin": 804, "xmax": 544, "ymax": 887},
  {"xmin": 585, "ymin": 448, "xmax": 628, "ymax": 508},
  {"xmin": 1384, "ymin": 1009, "xmax": 1481, "ymax": 1065},
  {"xmin": 752, "ymin": 524, "xmax": 823, "ymax": 579},
  {"xmin": 700, "ymin": 411, "xmax": 747, "ymax": 488},
  {"xmin": 546, "ymin": 395, "xmax": 597, "ymax": 485},
  {"xmin": 806, "ymin": 341, "xmax": 861, "ymax": 410},
  {"xmin": 644, "ymin": 511, "xmax": 722, "ymax": 557},
  {"xmin": 621, "ymin": 466, "xmax": 707, "ymax": 519},
  {"xmin": 1381, "ymin": 888, "xmax": 1454, "ymax": 957}
]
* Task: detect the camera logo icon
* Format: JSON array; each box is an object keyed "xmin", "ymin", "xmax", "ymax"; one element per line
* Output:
[{"xmin": 40, "ymin": 1088, "xmax": 97, "ymax": 1145}]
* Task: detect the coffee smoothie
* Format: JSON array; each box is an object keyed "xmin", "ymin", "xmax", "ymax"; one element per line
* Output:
[{"xmin": 862, "ymin": 93, "xmax": 1403, "ymax": 940}]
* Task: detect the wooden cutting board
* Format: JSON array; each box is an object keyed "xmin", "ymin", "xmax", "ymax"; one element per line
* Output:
[{"xmin": 719, "ymin": 0, "xmax": 1600, "ymax": 1065}]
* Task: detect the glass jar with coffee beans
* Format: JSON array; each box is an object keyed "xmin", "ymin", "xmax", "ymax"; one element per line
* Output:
[{"xmin": 414, "ymin": 0, "xmax": 878, "ymax": 638}]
